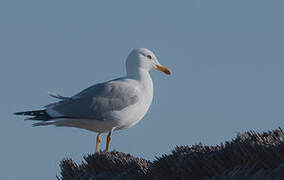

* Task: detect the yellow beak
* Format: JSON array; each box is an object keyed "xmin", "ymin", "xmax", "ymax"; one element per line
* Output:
[{"xmin": 156, "ymin": 64, "xmax": 171, "ymax": 75}]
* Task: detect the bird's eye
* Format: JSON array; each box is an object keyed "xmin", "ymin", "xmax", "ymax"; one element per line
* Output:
[{"xmin": 147, "ymin": 55, "xmax": 152, "ymax": 59}]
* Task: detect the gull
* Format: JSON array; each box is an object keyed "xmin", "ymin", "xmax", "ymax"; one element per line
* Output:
[{"xmin": 14, "ymin": 48, "xmax": 171, "ymax": 152}]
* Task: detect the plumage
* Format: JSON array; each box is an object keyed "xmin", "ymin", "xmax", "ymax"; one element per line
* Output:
[{"xmin": 15, "ymin": 48, "xmax": 171, "ymax": 152}]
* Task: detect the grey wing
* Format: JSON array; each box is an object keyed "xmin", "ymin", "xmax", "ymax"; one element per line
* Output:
[{"xmin": 48, "ymin": 81, "xmax": 139, "ymax": 120}]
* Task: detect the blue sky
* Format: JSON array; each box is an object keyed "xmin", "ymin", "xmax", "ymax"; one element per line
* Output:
[{"xmin": 1, "ymin": 0, "xmax": 284, "ymax": 179}]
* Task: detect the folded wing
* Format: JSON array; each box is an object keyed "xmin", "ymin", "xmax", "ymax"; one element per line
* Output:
[{"xmin": 48, "ymin": 80, "xmax": 139, "ymax": 121}]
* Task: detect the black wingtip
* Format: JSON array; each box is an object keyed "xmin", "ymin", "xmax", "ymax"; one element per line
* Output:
[
  {"xmin": 14, "ymin": 112, "xmax": 23, "ymax": 115},
  {"xmin": 14, "ymin": 110, "xmax": 53, "ymax": 121}
]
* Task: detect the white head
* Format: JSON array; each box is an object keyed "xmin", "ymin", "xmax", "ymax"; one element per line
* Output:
[{"xmin": 126, "ymin": 48, "xmax": 171, "ymax": 76}]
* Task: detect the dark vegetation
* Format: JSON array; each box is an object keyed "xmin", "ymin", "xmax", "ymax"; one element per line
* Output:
[{"xmin": 59, "ymin": 128, "xmax": 284, "ymax": 180}]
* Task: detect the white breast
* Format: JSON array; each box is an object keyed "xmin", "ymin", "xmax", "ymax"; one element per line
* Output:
[{"xmin": 104, "ymin": 77, "xmax": 153, "ymax": 131}]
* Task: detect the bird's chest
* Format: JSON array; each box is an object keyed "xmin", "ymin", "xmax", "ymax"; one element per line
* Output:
[
  {"xmin": 105, "ymin": 78, "xmax": 153, "ymax": 130},
  {"xmin": 105, "ymin": 91, "xmax": 152, "ymax": 130}
]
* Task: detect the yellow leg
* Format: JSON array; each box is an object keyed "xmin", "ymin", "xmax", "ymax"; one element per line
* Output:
[
  {"xmin": 95, "ymin": 133, "xmax": 102, "ymax": 153},
  {"xmin": 105, "ymin": 131, "xmax": 113, "ymax": 152}
]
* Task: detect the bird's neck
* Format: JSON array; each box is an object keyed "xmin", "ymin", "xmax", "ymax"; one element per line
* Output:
[
  {"xmin": 127, "ymin": 68, "xmax": 153, "ymax": 101},
  {"xmin": 127, "ymin": 67, "xmax": 150, "ymax": 81}
]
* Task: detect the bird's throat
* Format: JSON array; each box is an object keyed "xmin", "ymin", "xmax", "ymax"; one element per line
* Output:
[{"xmin": 127, "ymin": 68, "xmax": 153, "ymax": 103}]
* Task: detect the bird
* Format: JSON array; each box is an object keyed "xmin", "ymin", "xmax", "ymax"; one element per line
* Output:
[{"xmin": 14, "ymin": 48, "xmax": 171, "ymax": 152}]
